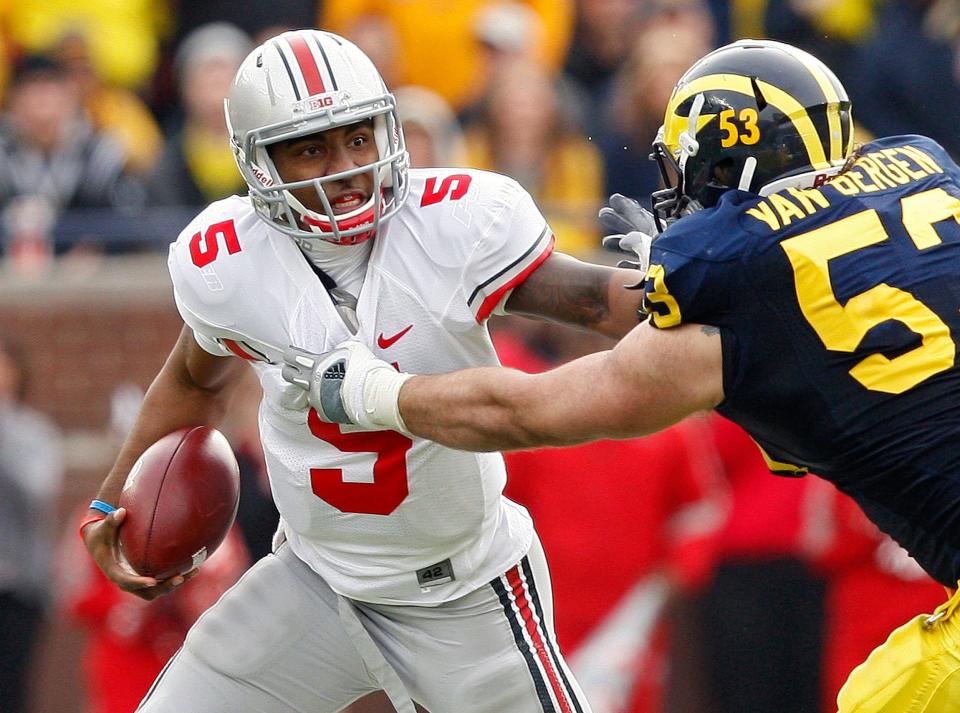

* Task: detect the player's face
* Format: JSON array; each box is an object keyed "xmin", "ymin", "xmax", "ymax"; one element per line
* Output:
[{"xmin": 269, "ymin": 121, "xmax": 378, "ymax": 216}]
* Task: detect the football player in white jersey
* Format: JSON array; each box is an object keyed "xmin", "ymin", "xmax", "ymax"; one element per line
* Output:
[
  {"xmin": 81, "ymin": 29, "xmax": 644, "ymax": 713},
  {"xmin": 82, "ymin": 30, "xmax": 639, "ymax": 713}
]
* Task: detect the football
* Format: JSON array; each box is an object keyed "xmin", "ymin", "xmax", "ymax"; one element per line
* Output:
[{"xmin": 118, "ymin": 426, "xmax": 240, "ymax": 580}]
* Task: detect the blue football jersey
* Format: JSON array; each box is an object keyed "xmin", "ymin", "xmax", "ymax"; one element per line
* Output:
[{"xmin": 644, "ymin": 135, "xmax": 960, "ymax": 585}]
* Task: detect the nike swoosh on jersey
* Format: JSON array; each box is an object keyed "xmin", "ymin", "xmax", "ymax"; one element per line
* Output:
[{"xmin": 377, "ymin": 325, "xmax": 413, "ymax": 349}]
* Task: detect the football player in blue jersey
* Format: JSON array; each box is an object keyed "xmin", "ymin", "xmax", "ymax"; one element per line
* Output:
[{"xmin": 285, "ymin": 39, "xmax": 960, "ymax": 712}]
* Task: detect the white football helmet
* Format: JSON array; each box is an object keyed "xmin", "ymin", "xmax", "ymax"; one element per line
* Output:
[{"xmin": 225, "ymin": 30, "xmax": 409, "ymax": 245}]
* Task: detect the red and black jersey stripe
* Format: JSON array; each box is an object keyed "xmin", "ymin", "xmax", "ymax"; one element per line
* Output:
[
  {"xmin": 491, "ymin": 557, "xmax": 586, "ymax": 713},
  {"xmin": 468, "ymin": 226, "xmax": 555, "ymax": 323}
]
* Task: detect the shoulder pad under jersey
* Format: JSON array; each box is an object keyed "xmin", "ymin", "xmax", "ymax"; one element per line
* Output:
[{"xmin": 167, "ymin": 196, "xmax": 311, "ymax": 362}]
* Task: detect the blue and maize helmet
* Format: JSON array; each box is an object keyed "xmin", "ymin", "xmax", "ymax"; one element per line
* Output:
[{"xmin": 651, "ymin": 39, "xmax": 854, "ymax": 228}]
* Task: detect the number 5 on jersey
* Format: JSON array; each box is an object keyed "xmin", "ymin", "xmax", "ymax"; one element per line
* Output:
[
  {"xmin": 190, "ymin": 220, "xmax": 242, "ymax": 267},
  {"xmin": 307, "ymin": 410, "xmax": 412, "ymax": 515},
  {"xmin": 420, "ymin": 174, "xmax": 472, "ymax": 207},
  {"xmin": 781, "ymin": 187, "xmax": 957, "ymax": 394}
]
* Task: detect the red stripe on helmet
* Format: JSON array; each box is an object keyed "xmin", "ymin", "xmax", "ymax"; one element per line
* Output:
[{"xmin": 288, "ymin": 34, "xmax": 325, "ymax": 95}]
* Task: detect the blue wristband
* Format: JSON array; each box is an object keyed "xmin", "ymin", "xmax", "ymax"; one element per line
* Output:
[{"xmin": 89, "ymin": 499, "xmax": 117, "ymax": 515}]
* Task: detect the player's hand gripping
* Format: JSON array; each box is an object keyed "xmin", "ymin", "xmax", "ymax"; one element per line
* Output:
[
  {"xmin": 282, "ymin": 341, "xmax": 412, "ymax": 432},
  {"xmin": 81, "ymin": 509, "xmax": 196, "ymax": 601},
  {"xmin": 599, "ymin": 193, "xmax": 660, "ymax": 283}
]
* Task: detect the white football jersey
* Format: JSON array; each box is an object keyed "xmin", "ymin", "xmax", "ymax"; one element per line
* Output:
[{"xmin": 168, "ymin": 168, "xmax": 556, "ymax": 605}]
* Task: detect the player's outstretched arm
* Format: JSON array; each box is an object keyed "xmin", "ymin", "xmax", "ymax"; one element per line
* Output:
[
  {"xmin": 506, "ymin": 252, "xmax": 646, "ymax": 340},
  {"xmin": 283, "ymin": 322, "xmax": 724, "ymax": 449},
  {"xmin": 506, "ymin": 194, "xmax": 663, "ymax": 340},
  {"xmin": 398, "ymin": 321, "xmax": 725, "ymax": 451},
  {"xmin": 82, "ymin": 325, "xmax": 244, "ymax": 599}
]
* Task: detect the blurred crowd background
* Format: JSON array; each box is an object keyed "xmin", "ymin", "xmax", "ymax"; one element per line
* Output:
[{"xmin": 0, "ymin": 1, "xmax": 956, "ymax": 712}]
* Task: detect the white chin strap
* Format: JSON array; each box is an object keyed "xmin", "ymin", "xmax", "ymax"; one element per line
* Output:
[
  {"xmin": 674, "ymin": 93, "xmax": 705, "ymax": 188},
  {"xmin": 738, "ymin": 157, "xmax": 758, "ymax": 191},
  {"xmin": 758, "ymin": 163, "xmax": 846, "ymax": 196},
  {"xmin": 373, "ymin": 113, "xmax": 394, "ymax": 188},
  {"xmin": 678, "ymin": 94, "xmax": 705, "ymax": 159}
]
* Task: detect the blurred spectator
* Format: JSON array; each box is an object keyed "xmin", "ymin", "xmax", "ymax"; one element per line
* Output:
[
  {"xmin": 0, "ymin": 53, "xmax": 147, "ymax": 265},
  {"xmin": 173, "ymin": 0, "xmax": 318, "ymax": 46},
  {"xmin": 394, "ymin": 86, "xmax": 467, "ymax": 168},
  {"xmin": 466, "ymin": 2, "xmax": 550, "ymax": 118},
  {"xmin": 804, "ymin": 478, "xmax": 946, "ymax": 713},
  {"xmin": 764, "ymin": 0, "xmax": 877, "ymax": 85},
  {"xmin": 688, "ymin": 416, "xmax": 827, "ymax": 713},
  {"xmin": 463, "ymin": 60, "xmax": 605, "ymax": 256},
  {"xmin": 599, "ymin": 7, "xmax": 714, "ymax": 200},
  {"xmin": 457, "ymin": 2, "xmax": 557, "ymax": 128},
  {"xmin": 0, "ymin": 334, "xmax": 64, "ymax": 713},
  {"xmin": 562, "ymin": 0, "xmax": 645, "ymax": 126},
  {"xmin": 57, "ymin": 517, "xmax": 249, "ymax": 713},
  {"xmin": 493, "ymin": 322, "xmax": 723, "ymax": 713},
  {"xmin": 3, "ymin": 0, "xmax": 171, "ymax": 90},
  {"xmin": 150, "ymin": 3, "xmax": 317, "ymax": 126},
  {"xmin": 145, "ymin": 23, "xmax": 251, "ymax": 208},
  {"xmin": 850, "ymin": 0, "xmax": 960, "ymax": 160},
  {"xmin": 345, "ymin": 14, "xmax": 405, "ymax": 91},
  {"xmin": 53, "ymin": 32, "xmax": 164, "ymax": 176},
  {"xmin": 0, "ymin": 55, "xmax": 141, "ymax": 213},
  {"xmin": 474, "ymin": 1, "xmax": 545, "ymax": 61},
  {"xmin": 322, "ymin": 0, "xmax": 574, "ymax": 111}
]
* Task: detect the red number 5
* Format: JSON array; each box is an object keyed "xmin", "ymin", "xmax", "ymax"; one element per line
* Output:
[
  {"xmin": 420, "ymin": 174, "xmax": 472, "ymax": 207},
  {"xmin": 307, "ymin": 409, "xmax": 412, "ymax": 515},
  {"xmin": 189, "ymin": 220, "xmax": 241, "ymax": 267}
]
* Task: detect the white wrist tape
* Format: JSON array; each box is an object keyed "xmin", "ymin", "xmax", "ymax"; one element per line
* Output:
[
  {"xmin": 344, "ymin": 364, "xmax": 413, "ymax": 433},
  {"xmin": 356, "ymin": 367, "xmax": 413, "ymax": 433}
]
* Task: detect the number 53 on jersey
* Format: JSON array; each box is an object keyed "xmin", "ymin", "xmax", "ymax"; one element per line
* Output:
[{"xmin": 781, "ymin": 186, "xmax": 958, "ymax": 395}]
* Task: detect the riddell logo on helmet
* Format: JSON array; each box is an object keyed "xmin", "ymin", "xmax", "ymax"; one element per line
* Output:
[
  {"xmin": 252, "ymin": 165, "xmax": 274, "ymax": 188},
  {"xmin": 812, "ymin": 173, "xmax": 835, "ymax": 188}
]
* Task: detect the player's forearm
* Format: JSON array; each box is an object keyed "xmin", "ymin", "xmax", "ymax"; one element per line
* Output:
[
  {"xmin": 396, "ymin": 352, "xmax": 635, "ymax": 451},
  {"xmin": 394, "ymin": 323, "xmax": 723, "ymax": 452},
  {"xmin": 397, "ymin": 369, "xmax": 561, "ymax": 451},
  {"xmin": 96, "ymin": 378, "xmax": 225, "ymax": 505},
  {"xmin": 603, "ymin": 268, "xmax": 647, "ymax": 338},
  {"xmin": 94, "ymin": 336, "xmax": 238, "ymax": 508},
  {"xmin": 96, "ymin": 384, "xmax": 221, "ymax": 511},
  {"xmin": 506, "ymin": 254, "xmax": 643, "ymax": 340}
]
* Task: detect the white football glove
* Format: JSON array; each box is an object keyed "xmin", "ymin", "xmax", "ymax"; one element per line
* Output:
[
  {"xmin": 598, "ymin": 193, "xmax": 660, "ymax": 276},
  {"xmin": 281, "ymin": 341, "xmax": 412, "ymax": 432}
]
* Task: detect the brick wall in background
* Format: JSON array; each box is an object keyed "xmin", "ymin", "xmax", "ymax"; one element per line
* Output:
[
  {"xmin": 1, "ymin": 255, "xmax": 182, "ymax": 713},
  {"xmin": 0, "ymin": 255, "xmax": 181, "ymax": 432}
]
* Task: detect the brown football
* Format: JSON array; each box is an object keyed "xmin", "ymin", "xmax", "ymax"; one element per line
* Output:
[{"xmin": 118, "ymin": 426, "xmax": 240, "ymax": 580}]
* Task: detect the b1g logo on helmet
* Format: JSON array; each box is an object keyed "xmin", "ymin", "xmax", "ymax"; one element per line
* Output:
[{"xmin": 297, "ymin": 91, "xmax": 348, "ymax": 114}]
